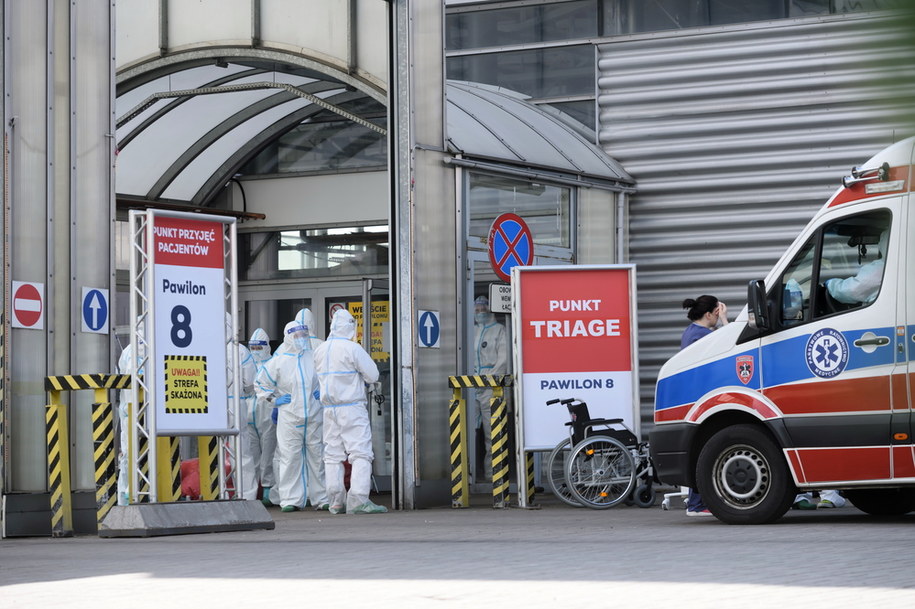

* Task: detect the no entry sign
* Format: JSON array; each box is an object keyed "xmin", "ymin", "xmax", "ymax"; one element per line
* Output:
[
  {"xmin": 12, "ymin": 281, "xmax": 44, "ymax": 329},
  {"xmin": 512, "ymin": 265, "xmax": 639, "ymax": 450},
  {"xmin": 488, "ymin": 213, "xmax": 533, "ymax": 282}
]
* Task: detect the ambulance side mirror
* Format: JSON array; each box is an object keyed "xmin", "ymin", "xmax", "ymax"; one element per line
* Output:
[{"xmin": 747, "ymin": 279, "xmax": 770, "ymax": 331}]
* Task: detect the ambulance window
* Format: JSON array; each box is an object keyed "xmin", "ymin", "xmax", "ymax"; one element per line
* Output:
[
  {"xmin": 813, "ymin": 210, "xmax": 891, "ymax": 318},
  {"xmin": 777, "ymin": 236, "xmax": 816, "ymax": 327}
]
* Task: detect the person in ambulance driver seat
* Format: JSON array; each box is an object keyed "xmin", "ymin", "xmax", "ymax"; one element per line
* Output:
[
  {"xmin": 473, "ymin": 295, "xmax": 509, "ymax": 482},
  {"xmin": 314, "ymin": 309, "xmax": 388, "ymax": 514},
  {"xmin": 824, "ymin": 229, "xmax": 887, "ymax": 306},
  {"xmin": 680, "ymin": 295, "xmax": 729, "ymax": 517}
]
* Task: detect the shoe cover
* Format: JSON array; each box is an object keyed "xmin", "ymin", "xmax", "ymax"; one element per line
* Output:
[{"xmin": 352, "ymin": 501, "xmax": 388, "ymax": 514}]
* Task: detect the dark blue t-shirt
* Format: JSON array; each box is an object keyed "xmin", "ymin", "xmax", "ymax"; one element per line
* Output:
[{"xmin": 680, "ymin": 323, "xmax": 712, "ymax": 350}]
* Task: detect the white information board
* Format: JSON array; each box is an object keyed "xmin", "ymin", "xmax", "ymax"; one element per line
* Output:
[
  {"xmin": 512, "ymin": 265, "xmax": 640, "ymax": 451},
  {"xmin": 151, "ymin": 214, "xmax": 229, "ymax": 434}
]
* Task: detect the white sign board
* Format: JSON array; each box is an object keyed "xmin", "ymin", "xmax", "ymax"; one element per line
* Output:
[
  {"xmin": 513, "ymin": 265, "xmax": 639, "ymax": 450},
  {"xmin": 489, "ymin": 283, "xmax": 511, "ymax": 314},
  {"xmin": 151, "ymin": 215, "xmax": 229, "ymax": 434}
]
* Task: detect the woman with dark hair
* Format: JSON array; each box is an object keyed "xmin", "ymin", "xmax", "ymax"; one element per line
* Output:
[{"xmin": 680, "ymin": 295, "xmax": 728, "ymax": 517}]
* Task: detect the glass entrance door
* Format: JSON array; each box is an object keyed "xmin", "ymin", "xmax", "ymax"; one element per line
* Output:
[{"xmin": 239, "ymin": 278, "xmax": 395, "ymax": 502}]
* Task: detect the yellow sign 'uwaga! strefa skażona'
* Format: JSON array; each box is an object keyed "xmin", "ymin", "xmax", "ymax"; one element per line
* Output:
[{"xmin": 163, "ymin": 355, "xmax": 208, "ymax": 413}]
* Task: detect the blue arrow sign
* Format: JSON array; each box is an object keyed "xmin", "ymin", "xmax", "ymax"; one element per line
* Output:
[
  {"xmin": 418, "ymin": 310, "xmax": 440, "ymax": 348},
  {"xmin": 81, "ymin": 288, "xmax": 109, "ymax": 333}
]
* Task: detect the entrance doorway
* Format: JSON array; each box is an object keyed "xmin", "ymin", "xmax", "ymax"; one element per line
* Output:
[{"xmin": 240, "ymin": 278, "xmax": 396, "ymax": 502}]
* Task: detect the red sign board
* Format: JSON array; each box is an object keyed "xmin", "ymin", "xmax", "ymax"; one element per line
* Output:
[
  {"xmin": 514, "ymin": 265, "xmax": 638, "ymax": 449},
  {"xmin": 12, "ymin": 281, "xmax": 44, "ymax": 329}
]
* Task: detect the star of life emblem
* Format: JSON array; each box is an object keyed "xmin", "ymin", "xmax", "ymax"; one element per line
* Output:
[
  {"xmin": 735, "ymin": 355, "xmax": 754, "ymax": 385},
  {"xmin": 805, "ymin": 328, "xmax": 849, "ymax": 379}
]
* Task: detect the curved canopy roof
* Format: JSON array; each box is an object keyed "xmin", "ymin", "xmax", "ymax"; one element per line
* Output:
[
  {"xmin": 446, "ymin": 81, "xmax": 633, "ymax": 188},
  {"xmin": 115, "ymin": 60, "xmax": 631, "ymax": 207}
]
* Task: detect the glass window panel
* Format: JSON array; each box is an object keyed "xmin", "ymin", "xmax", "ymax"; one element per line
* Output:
[
  {"xmin": 541, "ymin": 1, "xmax": 599, "ymax": 41},
  {"xmin": 239, "ymin": 117, "xmax": 386, "ymax": 177},
  {"xmin": 448, "ymin": 46, "xmax": 593, "ymax": 100},
  {"xmin": 709, "ymin": 0, "xmax": 785, "ymax": 25},
  {"xmin": 548, "ymin": 100, "xmax": 596, "ymax": 132},
  {"xmin": 603, "ymin": 0, "xmax": 708, "ymax": 35},
  {"xmin": 241, "ymin": 225, "xmax": 388, "ymax": 280},
  {"xmin": 468, "ymin": 173, "xmax": 572, "ymax": 249},
  {"xmin": 790, "ymin": 0, "xmax": 830, "ymax": 17}
]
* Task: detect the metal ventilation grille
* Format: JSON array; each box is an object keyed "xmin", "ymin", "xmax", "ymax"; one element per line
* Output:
[{"xmin": 596, "ymin": 13, "xmax": 915, "ymax": 430}]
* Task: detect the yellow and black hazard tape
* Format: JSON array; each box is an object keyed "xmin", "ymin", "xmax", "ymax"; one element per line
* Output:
[
  {"xmin": 45, "ymin": 374, "xmax": 131, "ymax": 392},
  {"xmin": 198, "ymin": 436, "xmax": 220, "ymax": 500},
  {"xmin": 449, "ymin": 397, "xmax": 469, "ymax": 508},
  {"xmin": 157, "ymin": 436, "xmax": 182, "ymax": 502},
  {"xmin": 92, "ymin": 401, "xmax": 116, "ymax": 526},
  {"xmin": 526, "ymin": 452, "xmax": 536, "ymax": 504},
  {"xmin": 491, "ymin": 395, "xmax": 510, "ymax": 508},
  {"xmin": 46, "ymin": 404, "xmax": 70, "ymax": 537},
  {"xmin": 448, "ymin": 374, "xmax": 513, "ymax": 389}
]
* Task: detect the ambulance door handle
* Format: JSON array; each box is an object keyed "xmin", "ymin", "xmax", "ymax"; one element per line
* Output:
[{"xmin": 853, "ymin": 336, "xmax": 890, "ymax": 347}]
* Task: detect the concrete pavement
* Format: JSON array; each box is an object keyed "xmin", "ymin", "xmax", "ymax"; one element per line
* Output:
[{"xmin": 2, "ymin": 495, "xmax": 914, "ymax": 608}]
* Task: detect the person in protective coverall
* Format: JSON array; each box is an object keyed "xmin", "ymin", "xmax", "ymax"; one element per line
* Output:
[
  {"xmin": 116, "ymin": 321, "xmax": 146, "ymax": 506},
  {"xmin": 242, "ymin": 328, "xmax": 278, "ymax": 505},
  {"xmin": 227, "ymin": 314, "xmax": 257, "ymax": 500},
  {"xmin": 314, "ymin": 309, "xmax": 387, "ymax": 514},
  {"xmin": 255, "ymin": 321, "xmax": 328, "ymax": 512},
  {"xmin": 274, "ymin": 308, "xmax": 323, "ymax": 354},
  {"xmin": 472, "ymin": 295, "xmax": 508, "ymax": 482}
]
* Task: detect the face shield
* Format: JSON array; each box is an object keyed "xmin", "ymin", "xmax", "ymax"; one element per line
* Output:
[
  {"xmin": 249, "ymin": 339, "xmax": 270, "ymax": 361},
  {"xmin": 473, "ymin": 295, "xmax": 493, "ymax": 325},
  {"xmin": 286, "ymin": 324, "xmax": 310, "ymax": 352}
]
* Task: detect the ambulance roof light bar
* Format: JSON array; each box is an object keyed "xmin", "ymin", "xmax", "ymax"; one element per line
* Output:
[{"xmin": 842, "ymin": 162, "xmax": 890, "ymax": 188}]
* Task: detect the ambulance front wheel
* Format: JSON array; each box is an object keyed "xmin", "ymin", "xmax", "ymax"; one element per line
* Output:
[{"xmin": 696, "ymin": 424, "xmax": 795, "ymax": 524}]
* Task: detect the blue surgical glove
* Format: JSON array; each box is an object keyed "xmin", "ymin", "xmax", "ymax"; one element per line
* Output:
[
  {"xmin": 271, "ymin": 407, "xmax": 278, "ymax": 424},
  {"xmin": 312, "ymin": 389, "xmax": 320, "ymax": 401},
  {"xmin": 275, "ymin": 394, "xmax": 291, "ymax": 406}
]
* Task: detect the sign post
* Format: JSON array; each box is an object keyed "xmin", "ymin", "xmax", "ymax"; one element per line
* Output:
[{"xmin": 511, "ymin": 265, "xmax": 639, "ymax": 507}]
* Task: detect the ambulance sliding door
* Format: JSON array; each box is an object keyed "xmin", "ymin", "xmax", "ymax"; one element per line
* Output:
[
  {"xmin": 901, "ymin": 195, "xmax": 915, "ymax": 479},
  {"xmin": 760, "ymin": 207, "xmax": 895, "ymax": 485}
]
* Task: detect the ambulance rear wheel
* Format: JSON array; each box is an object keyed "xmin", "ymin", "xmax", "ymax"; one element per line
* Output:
[
  {"xmin": 845, "ymin": 488, "xmax": 915, "ymax": 516},
  {"xmin": 696, "ymin": 424, "xmax": 795, "ymax": 524}
]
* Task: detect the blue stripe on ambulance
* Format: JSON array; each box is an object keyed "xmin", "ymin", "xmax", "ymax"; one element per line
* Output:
[
  {"xmin": 655, "ymin": 347, "xmax": 760, "ymax": 411},
  {"xmin": 655, "ymin": 326, "xmax": 894, "ymax": 412}
]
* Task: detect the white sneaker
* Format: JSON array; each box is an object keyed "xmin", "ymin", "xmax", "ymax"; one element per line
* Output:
[{"xmin": 686, "ymin": 509, "xmax": 714, "ymax": 517}]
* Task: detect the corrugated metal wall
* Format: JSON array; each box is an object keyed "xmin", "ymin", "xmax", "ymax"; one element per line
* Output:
[{"xmin": 596, "ymin": 13, "xmax": 915, "ymax": 430}]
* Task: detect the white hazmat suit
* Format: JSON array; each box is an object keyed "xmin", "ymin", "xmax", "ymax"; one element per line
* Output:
[
  {"xmin": 241, "ymin": 328, "xmax": 278, "ymax": 504},
  {"xmin": 255, "ymin": 321, "xmax": 327, "ymax": 511},
  {"xmin": 825, "ymin": 230, "xmax": 888, "ymax": 305},
  {"xmin": 227, "ymin": 315, "xmax": 257, "ymax": 499},
  {"xmin": 116, "ymin": 326, "xmax": 145, "ymax": 506},
  {"xmin": 472, "ymin": 295, "xmax": 508, "ymax": 481},
  {"xmin": 314, "ymin": 309, "xmax": 386, "ymax": 514}
]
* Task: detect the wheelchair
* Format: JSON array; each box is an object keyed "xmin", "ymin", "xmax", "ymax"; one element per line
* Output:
[{"xmin": 545, "ymin": 397, "xmax": 656, "ymax": 509}]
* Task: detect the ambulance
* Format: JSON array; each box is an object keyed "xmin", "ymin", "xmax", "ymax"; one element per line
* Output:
[{"xmin": 651, "ymin": 136, "xmax": 915, "ymax": 524}]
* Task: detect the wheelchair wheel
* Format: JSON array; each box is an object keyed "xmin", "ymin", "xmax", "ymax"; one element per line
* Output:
[
  {"xmin": 634, "ymin": 482, "xmax": 656, "ymax": 508},
  {"xmin": 546, "ymin": 438, "xmax": 581, "ymax": 507},
  {"xmin": 565, "ymin": 436, "xmax": 636, "ymax": 509}
]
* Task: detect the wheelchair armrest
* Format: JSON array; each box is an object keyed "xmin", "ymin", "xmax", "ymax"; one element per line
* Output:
[{"xmin": 585, "ymin": 418, "xmax": 623, "ymax": 427}]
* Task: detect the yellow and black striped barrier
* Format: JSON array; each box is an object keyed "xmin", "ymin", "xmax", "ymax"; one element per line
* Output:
[
  {"xmin": 44, "ymin": 373, "xmax": 180, "ymax": 536},
  {"xmin": 45, "ymin": 374, "xmax": 131, "ymax": 537},
  {"xmin": 198, "ymin": 436, "xmax": 220, "ymax": 500},
  {"xmin": 92, "ymin": 400, "xmax": 117, "ymax": 528},
  {"xmin": 447, "ymin": 375, "xmax": 513, "ymax": 508}
]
